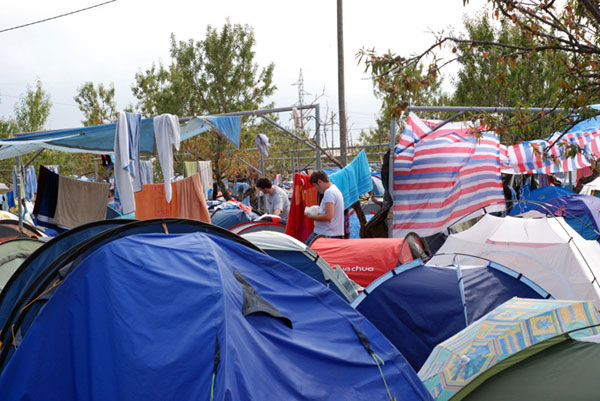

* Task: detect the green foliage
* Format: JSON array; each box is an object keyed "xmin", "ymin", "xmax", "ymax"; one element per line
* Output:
[
  {"xmin": 359, "ymin": 1, "xmax": 600, "ymax": 146},
  {"xmin": 131, "ymin": 21, "xmax": 277, "ymax": 191},
  {"xmin": 0, "ymin": 119, "xmax": 18, "ymax": 139},
  {"xmin": 74, "ymin": 82, "xmax": 117, "ymax": 126},
  {"xmin": 132, "ymin": 22, "xmax": 275, "ymax": 116},
  {"xmin": 14, "ymin": 79, "xmax": 52, "ymax": 133},
  {"xmin": 446, "ymin": 15, "xmax": 579, "ymax": 143}
]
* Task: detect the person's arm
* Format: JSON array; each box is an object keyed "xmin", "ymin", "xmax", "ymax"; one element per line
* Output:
[
  {"xmin": 309, "ymin": 202, "xmax": 334, "ymax": 222},
  {"xmin": 272, "ymin": 193, "xmax": 283, "ymax": 216}
]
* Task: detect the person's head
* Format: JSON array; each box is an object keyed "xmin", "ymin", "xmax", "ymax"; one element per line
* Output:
[
  {"xmin": 256, "ymin": 177, "xmax": 274, "ymax": 194},
  {"xmin": 309, "ymin": 170, "xmax": 331, "ymax": 193}
]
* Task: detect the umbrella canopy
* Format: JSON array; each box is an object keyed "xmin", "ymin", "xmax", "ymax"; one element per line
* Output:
[
  {"xmin": 453, "ymin": 330, "xmax": 600, "ymax": 401},
  {"xmin": 418, "ymin": 298, "xmax": 600, "ymax": 401}
]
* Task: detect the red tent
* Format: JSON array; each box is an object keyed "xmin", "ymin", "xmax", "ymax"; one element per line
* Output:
[{"xmin": 310, "ymin": 238, "xmax": 414, "ymax": 287}]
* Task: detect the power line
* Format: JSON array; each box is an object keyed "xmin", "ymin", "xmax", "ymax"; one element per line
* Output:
[{"xmin": 0, "ymin": 0, "xmax": 117, "ymax": 34}]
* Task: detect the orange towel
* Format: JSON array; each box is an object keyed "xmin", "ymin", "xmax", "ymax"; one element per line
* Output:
[
  {"xmin": 175, "ymin": 174, "xmax": 210, "ymax": 223},
  {"xmin": 134, "ymin": 181, "xmax": 179, "ymax": 220}
]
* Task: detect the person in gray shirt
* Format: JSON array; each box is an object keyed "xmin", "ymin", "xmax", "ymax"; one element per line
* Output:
[{"xmin": 256, "ymin": 178, "xmax": 290, "ymax": 220}]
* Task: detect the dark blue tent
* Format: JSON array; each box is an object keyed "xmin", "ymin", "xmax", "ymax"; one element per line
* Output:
[
  {"xmin": 211, "ymin": 207, "xmax": 259, "ymax": 229},
  {"xmin": 0, "ymin": 220, "xmax": 133, "ymax": 329},
  {"xmin": 352, "ymin": 259, "xmax": 551, "ymax": 371},
  {"xmin": 508, "ymin": 186, "xmax": 574, "ymax": 216},
  {"xmin": 0, "ymin": 232, "xmax": 432, "ymax": 401},
  {"xmin": 511, "ymin": 193, "xmax": 600, "ymax": 240}
]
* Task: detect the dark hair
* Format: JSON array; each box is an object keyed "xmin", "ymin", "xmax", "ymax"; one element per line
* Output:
[
  {"xmin": 309, "ymin": 170, "xmax": 329, "ymax": 185},
  {"xmin": 256, "ymin": 178, "xmax": 272, "ymax": 189}
]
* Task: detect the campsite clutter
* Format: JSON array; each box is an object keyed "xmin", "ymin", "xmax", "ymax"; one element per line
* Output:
[{"xmin": 2, "ymin": 108, "xmax": 600, "ymax": 398}]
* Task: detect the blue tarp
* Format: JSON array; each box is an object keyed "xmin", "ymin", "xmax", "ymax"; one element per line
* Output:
[
  {"xmin": 0, "ymin": 116, "xmax": 241, "ymax": 160},
  {"xmin": 0, "ymin": 232, "xmax": 432, "ymax": 401},
  {"xmin": 353, "ymin": 259, "xmax": 550, "ymax": 371}
]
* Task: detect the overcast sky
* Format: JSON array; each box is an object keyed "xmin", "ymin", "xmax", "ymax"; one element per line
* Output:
[{"xmin": 1, "ymin": 0, "xmax": 488, "ymax": 143}]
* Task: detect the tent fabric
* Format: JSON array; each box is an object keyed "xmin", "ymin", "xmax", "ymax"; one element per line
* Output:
[
  {"xmin": 0, "ymin": 219, "xmax": 263, "ymax": 369},
  {"xmin": 242, "ymin": 231, "xmax": 360, "ymax": 302},
  {"xmin": 211, "ymin": 207, "xmax": 259, "ymax": 230},
  {"xmin": 352, "ymin": 259, "xmax": 549, "ymax": 371},
  {"xmin": 418, "ymin": 298, "xmax": 600, "ymax": 401},
  {"xmin": 431, "ymin": 214, "xmax": 600, "ymax": 306},
  {"xmin": 0, "ymin": 239, "xmax": 42, "ymax": 292},
  {"xmin": 512, "ymin": 193, "xmax": 600, "ymax": 240},
  {"xmin": 310, "ymin": 237, "xmax": 414, "ymax": 287},
  {"xmin": 455, "ymin": 332, "xmax": 600, "ymax": 401},
  {"xmin": 0, "ymin": 220, "xmax": 133, "ymax": 330},
  {"xmin": 0, "ymin": 116, "xmax": 241, "ymax": 160},
  {"xmin": 508, "ymin": 186, "xmax": 574, "ymax": 216},
  {"xmin": 0, "ymin": 232, "xmax": 432, "ymax": 401},
  {"xmin": 228, "ymin": 221, "xmax": 287, "ymax": 235}
]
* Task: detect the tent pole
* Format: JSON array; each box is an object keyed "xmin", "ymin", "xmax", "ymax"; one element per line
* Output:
[
  {"xmin": 16, "ymin": 156, "xmax": 23, "ymax": 232},
  {"xmin": 291, "ymin": 150, "xmax": 296, "ymax": 173},
  {"xmin": 259, "ymin": 153, "xmax": 265, "ymax": 211},
  {"xmin": 388, "ymin": 117, "xmax": 397, "ymax": 238},
  {"xmin": 315, "ymin": 104, "xmax": 321, "ymax": 170}
]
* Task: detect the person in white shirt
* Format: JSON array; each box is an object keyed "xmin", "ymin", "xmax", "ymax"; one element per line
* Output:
[
  {"xmin": 305, "ymin": 170, "xmax": 344, "ymax": 245},
  {"xmin": 256, "ymin": 178, "xmax": 290, "ymax": 220}
]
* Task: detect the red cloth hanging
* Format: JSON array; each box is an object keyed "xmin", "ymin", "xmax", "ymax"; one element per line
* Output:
[{"xmin": 285, "ymin": 173, "xmax": 318, "ymax": 242}]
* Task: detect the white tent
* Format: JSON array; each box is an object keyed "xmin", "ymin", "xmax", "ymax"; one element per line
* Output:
[
  {"xmin": 430, "ymin": 214, "xmax": 600, "ymax": 306},
  {"xmin": 242, "ymin": 231, "xmax": 361, "ymax": 302}
]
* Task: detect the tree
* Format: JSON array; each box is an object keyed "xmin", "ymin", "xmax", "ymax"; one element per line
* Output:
[
  {"xmin": 14, "ymin": 79, "xmax": 51, "ymax": 133},
  {"xmin": 358, "ymin": 0, "xmax": 600, "ymax": 139},
  {"xmin": 74, "ymin": 82, "xmax": 117, "ymax": 126},
  {"xmin": 446, "ymin": 15, "xmax": 581, "ymax": 143},
  {"xmin": 132, "ymin": 22, "xmax": 276, "ymax": 199},
  {"xmin": 359, "ymin": 1, "xmax": 600, "ymax": 191}
]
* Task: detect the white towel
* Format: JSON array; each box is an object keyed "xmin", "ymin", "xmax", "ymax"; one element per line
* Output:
[{"xmin": 154, "ymin": 114, "xmax": 180, "ymax": 203}]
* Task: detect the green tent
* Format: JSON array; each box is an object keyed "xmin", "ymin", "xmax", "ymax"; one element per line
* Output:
[
  {"xmin": 453, "ymin": 329, "xmax": 600, "ymax": 401},
  {"xmin": 0, "ymin": 239, "xmax": 43, "ymax": 291}
]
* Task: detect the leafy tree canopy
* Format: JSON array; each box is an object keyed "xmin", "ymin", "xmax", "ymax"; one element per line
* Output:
[
  {"xmin": 131, "ymin": 21, "xmax": 277, "ymax": 198},
  {"xmin": 74, "ymin": 82, "xmax": 117, "ymax": 126},
  {"xmin": 359, "ymin": 0, "xmax": 600, "ymax": 144}
]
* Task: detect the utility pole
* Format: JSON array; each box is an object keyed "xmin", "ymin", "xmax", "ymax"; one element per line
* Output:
[{"xmin": 337, "ymin": 0, "xmax": 348, "ymax": 166}]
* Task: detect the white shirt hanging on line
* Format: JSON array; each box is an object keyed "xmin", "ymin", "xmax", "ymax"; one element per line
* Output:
[
  {"xmin": 154, "ymin": 114, "xmax": 181, "ymax": 203},
  {"xmin": 114, "ymin": 111, "xmax": 141, "ymax": 214}
]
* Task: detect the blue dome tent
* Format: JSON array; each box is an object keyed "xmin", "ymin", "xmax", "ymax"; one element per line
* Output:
[
  {"xmin": 0, "ymin": 219, "xmax": 263, "ymax": 371},
  {"xmin": 0, "ymin": 220, "xmax": 133, "ymax": 330},
  {"xmin": 508, "ymin": 186, "xmax": 574, "ymax": 216},
  {"xmin": 352, "ymin": 258, "xmax": 551, "ymax": 371},
  {"xmin": 0, "ymin": 232, "xmax": 432, "ymax": 401}
]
